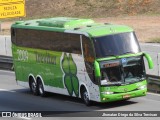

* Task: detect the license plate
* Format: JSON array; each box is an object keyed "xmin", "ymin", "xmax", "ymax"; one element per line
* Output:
[{"xmin": 123, "ymin": 94, "xmax": 130, "ymax": 99}]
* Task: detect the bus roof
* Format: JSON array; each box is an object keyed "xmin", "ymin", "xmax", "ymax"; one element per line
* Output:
[{"xmin": 12, "ymin": 17, "xmax": 133, "ymax": 37}]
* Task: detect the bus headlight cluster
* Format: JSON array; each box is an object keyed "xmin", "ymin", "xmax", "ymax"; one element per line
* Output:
[
  {"xmin": 138, "ymin": 85, "xmax": 147, "ymax": 90},
  {"xmin": 101, "ymin": 91, "xmax": 114, "ymax": 95}
]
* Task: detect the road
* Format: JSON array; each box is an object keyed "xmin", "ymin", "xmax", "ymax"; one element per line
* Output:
[{"xmin": 0, "ymin": 70, "xmax": 160, "ymax": 120}]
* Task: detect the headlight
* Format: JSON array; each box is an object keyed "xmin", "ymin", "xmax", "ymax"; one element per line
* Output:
[
  {"xmin": 138, "ymin": 85, "xmax": 147, "ymax": 90},
  {"xmin": 101, "ymin": 91, "xmax": 114, "ymax": 94}
]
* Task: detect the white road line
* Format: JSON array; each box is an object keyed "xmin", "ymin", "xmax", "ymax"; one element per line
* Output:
[{"xmin": 0, "ymin": 88, "xmax": 16, "ymax": 93}]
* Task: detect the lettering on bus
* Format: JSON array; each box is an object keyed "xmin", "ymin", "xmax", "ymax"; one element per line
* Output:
[
  {"xmin": 35, "ymin": 52, "xmax": 57, "ymax": 65},
  {"xmin": 103, "ymin": 62, "xmax": 120, "ymax": 68},
  {"xmin": 17, "ymin": 49, "xmax": 28, "ymax": 61}
]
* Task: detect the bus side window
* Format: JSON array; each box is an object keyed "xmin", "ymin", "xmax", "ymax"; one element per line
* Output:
[
  {"xmin": 51, "ymin": 33, "xmax": 81, "ymax": 54},
  {"xmin": 66, "ymin": 34, "xmax": 81, "ymax": 54},
  {"xmin": 82, "ymin": 36, "xmax": 96, "ymax": 84},
  {"xmin": 14, "ymin": 29, "xmax": 82, "ymax": 55}
]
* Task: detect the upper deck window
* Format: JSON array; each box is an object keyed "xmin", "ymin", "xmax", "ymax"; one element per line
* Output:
[{"xmin": 12, "ymin": 28, "xmax": 82, "ymax": 54}]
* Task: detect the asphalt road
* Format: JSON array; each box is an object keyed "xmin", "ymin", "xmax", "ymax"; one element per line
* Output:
[{"xmin": 0, "ymin": 70, "xmax": 160, "ymax": 120}]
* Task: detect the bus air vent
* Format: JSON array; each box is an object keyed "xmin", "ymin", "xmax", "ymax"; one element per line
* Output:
[
  {"xmin": 25, "ymin": 23, "xmax": 31, "ymax": 25},
  {"xmin": 104, "ymin": 23, "xmax": 111, "ymax": 25},
  {"xmin": 74, "ymin": 27, "xmax": 81, "ymax": 30},
  {"xmin": 86, "ymin": 25, "xmax": 92, "ymax": 27}
]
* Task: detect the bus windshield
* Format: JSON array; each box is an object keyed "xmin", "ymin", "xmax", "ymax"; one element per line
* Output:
[
  {"xmin": 100, "ymin": 56, "xmax": 146, "ymax": 86},
  {"xmin": 93, "ymin": 32, "xmax": 141, "ymax": 58}
]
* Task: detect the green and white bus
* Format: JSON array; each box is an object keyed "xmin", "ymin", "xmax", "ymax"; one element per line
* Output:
[{"xmin": 11, "ymin": 17, "xmax": 153, "ymax": 105}]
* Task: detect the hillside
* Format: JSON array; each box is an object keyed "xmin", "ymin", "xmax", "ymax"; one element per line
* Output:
[
  {"xmin": 1, "ymin": 0, "xmax": 160, "ymax": 42},
  {"xmin": 25, "ymin": 0, "xmax": 160, "ymax": 18}
]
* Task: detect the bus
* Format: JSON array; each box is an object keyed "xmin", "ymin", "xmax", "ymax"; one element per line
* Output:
[{"xmin": 11, "ymin": 17, "xmax": 153, "ymax": 105}]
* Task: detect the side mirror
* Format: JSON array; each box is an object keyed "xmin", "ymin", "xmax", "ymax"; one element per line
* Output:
[
  {"xmin": 94, "ymin": 60, "xmax": 101, "ymax": 85},
  {"xmin": 94, "ymin": 60, "xmax": 101, "ymax": 77},
  {"xmin": 144, "ymin": 53, "xmax": 154, "ymax": 69}
]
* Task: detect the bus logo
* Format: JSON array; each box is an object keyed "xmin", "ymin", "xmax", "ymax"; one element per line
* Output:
[
  {"xmin": 121, "ymin": 58, "xmax": 127, "ymax": 63},
  {"xmin": 62, "ymin": 53, "xmax": 79, "ymax": 97}
]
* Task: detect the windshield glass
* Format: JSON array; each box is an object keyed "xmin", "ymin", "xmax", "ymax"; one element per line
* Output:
[
  {"xmin": 93, "ymin": 32, "xmax": 141, "ymax": 58},
  {"xmin": 100, "ymin": 56, "xmax": 145, "ymax": 85}
]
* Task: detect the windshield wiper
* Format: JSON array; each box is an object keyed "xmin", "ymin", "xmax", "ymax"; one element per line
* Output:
[
  {"xmin": 114, "ymin": 83, "xmax": 122, "ymax": 86},
  {"xmin": 104, "ymin": 82, "xmax": 122, "ymax": 86},
  {"xmin": 136, "ymin": 77, "xmax": 145, "ymax": 81},
  {"xmin": 126, "ymin": 77, "xmax": 144, "ymax": 84},
  {"xmin": 110, "ymin": 82, "xmax": 122, "ymax": 86}
]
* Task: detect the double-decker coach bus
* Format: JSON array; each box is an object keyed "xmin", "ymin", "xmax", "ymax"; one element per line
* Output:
[{"xmin": 11, "ymin": 17, "xmax": 153, "ymax": 105}]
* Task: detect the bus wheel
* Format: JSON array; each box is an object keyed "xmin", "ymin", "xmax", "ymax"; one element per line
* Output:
[
  {"xmin": 37, "ymin": 80, "xmax": 46, "ymax": 97},
  {"xmin": 82, "ymin": 88, "xmax": 91, "ymax": 106},
  {"xmin": 29, "ymin": 79, "xmax": 38, "ymax": 95}
]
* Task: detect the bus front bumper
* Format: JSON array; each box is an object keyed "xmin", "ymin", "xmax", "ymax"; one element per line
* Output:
[{"xmin": 100, "ymin": 89, "xmax": 147, "ymax": 102}]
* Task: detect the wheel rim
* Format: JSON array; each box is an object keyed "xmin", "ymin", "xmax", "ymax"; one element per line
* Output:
[
  {"xmin": 39, "ymin": 84, "xmax": 43, "ymax": 95},
  {"xmin": 83, "ymin": 91, "xmax": 89, "ymax": 103},
  {"xmin": 31, "ymin": 82, "xmax": 36, "ymax": 92}
]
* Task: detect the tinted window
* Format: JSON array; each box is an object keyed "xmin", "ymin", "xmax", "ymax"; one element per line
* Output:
[
  {"xmin": 12, "ymin": 28, "xmax": 81, "ymax": 54},
  {"xmin": 93, "ymin": 32, "xmax": 141, "ymax": 58},
  {"xmin": 82, "ymin": 36, "xmax": 96, "ymax": 83},
  {"xmin": 82, "ymin": 36, "xmax": 95, "ymax": 63}
]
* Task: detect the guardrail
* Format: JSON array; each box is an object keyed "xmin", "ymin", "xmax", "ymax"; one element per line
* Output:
[
  {"xmin": 0, "ymin": 35, "xmax": 13, "ymax": 70},
  {"xmin": 147, "ymin": 74, "xmax": 160, "ymax": 93},
  {"xmin": 0, "ymin": 55, "xmax": 13, "ymax": 70}
]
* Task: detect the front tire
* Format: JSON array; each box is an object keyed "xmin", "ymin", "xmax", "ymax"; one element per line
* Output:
[{"xmin": 81, "ymin": 88, "xmax": 91, "ymax": 106}]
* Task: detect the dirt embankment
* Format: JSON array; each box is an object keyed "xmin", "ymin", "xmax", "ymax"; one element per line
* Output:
[
  {"xmin": 24, "ymin": 0, "xmax": 160, "ymax": 18},
  {"xmin": 0, "ymin": 0, "xmax": 160, "ymax": 42},
  {"xmin": 1, "ymin": 16, "xmax": 160, "ymax": 43},
  {"xmin": 95, "ymin": 16, "xmax": 160, "ymax": 43}
]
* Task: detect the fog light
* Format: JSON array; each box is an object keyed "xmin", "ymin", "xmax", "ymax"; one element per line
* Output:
[{"xmin": 103, "ymin": 98, "xmax": 106, "ymax": 101}]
